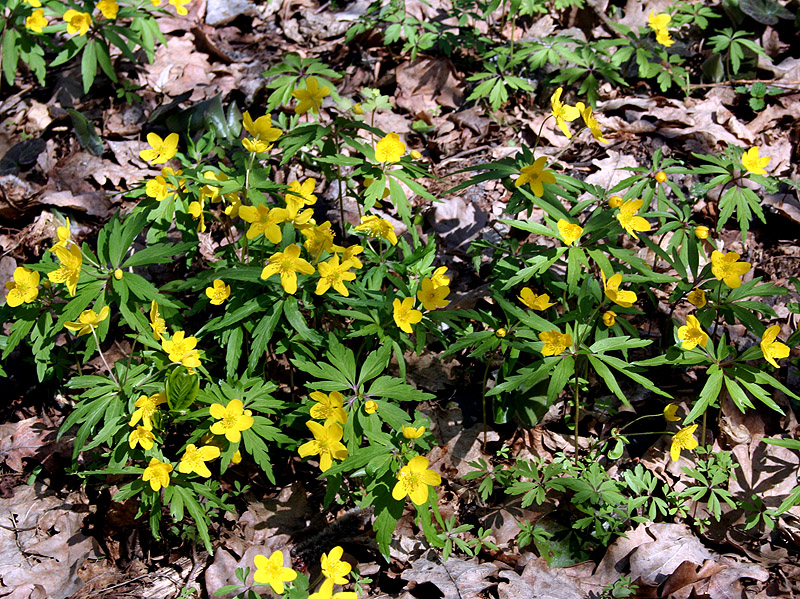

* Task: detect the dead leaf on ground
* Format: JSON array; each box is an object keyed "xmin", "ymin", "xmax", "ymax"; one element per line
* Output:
[
  {"xmin": 428, "ymin": 423, "xmax": 498, "ymax": 479},
  {"xmin": 498, "ymin": 557, "xmax": 607, "ymax": 599},
  {"xmin": 400, "ymin": 554, "xmax": 500, "ymax": 599},
  {"xmin": 0, "ymin": 485, "xmax": 98, "ymax": 599},
  {"xmin": 0, "ymin": 418, "xmax": 56, "ymax": 473},
  {"xmin": 395, "ymin": 57, "xmax": 464, "ymax": 113}
]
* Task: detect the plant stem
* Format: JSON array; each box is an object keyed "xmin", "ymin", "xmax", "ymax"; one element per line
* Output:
[{"xmin": 91, "ymin": 328, "xmax": 120, "ymax": 387}]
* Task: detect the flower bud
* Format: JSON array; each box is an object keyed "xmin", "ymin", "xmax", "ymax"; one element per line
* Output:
[
  {"xmin": 602, "ymin": 311, "xmax": 616, "ymax": 327},
  {"xmin": 114, "ymin": 269, "xmax": 123, "ymax": 280},
  {"xmin": 364, "ymin": 400, "xmax": 378, "ymax": 414},
  {"xmin": 608, "ymin": 195, "xmax": 623, "ymax": 208},
  {"xmin": 654, "ymin": 171, "xmax": 667, "ymax": 183},
  {"xmin": 496, "ymin": 328, "xmax": 507, "ymax": 338},
  {"xmin": 353, "ymin": 103, "xmax": 363, "ymax": 115},
  {"xmin": 694, "ymin": 226, "xmax": 709, "ymax": 240},
  {"xmin": 410, "ymin": 150, "xmax": 422, "ymax": 160}
]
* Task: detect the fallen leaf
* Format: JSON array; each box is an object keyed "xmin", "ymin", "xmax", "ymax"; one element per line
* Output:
[
  {"xmin": 395, "ymin": 58, "xmax": 464, "ymax": 113},
  {"xmin": 400, "ymin": 554, "xmax": 500, "ymax": 599},
  {"xmin": 0, "ymin": 418, "xmax": 55, "ymax": 472}
]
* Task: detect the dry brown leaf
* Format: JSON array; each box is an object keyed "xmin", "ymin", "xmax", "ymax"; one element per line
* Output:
[
  {"xmin": 0, "ymin": 418, "xmax": 55, "ymax": 472},
  {"xmin": 395, "ymin": 58, "xmax": 464, "ymax": 113},
  {"xmin": 400, "ymin": 555, "xmax": 500, "ymax": 599},
  {"xmin": 428, "ymin": 423, "xmax": 497, "ymax": 479},
  {"xmin": 584, "ymin": 150, "xmax": 639, "ymax": 189},
  {"xmin": 0, "ymin": 485, "xmax": 97, "ymax": 599}
]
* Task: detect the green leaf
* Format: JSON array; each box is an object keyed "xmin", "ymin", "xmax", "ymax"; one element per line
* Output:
[
  {"xmin": 81, "ymin": 40, "xmax": 97, "ymax": 94},
  {"xmin": 122, "ymin": 242, "xmax": 196, "ymax": 268},
  {"xmin": 2, "ymin": 29, "xmax": 20, "ymax": 86},
  {"xmin": 283, "ymin": 297, "xmax": 323, "ymax": 344},
  {"xmin": 67, "ymin": 109, "xmax": 104, "ymax": 157},
  {"xmin": 685, "ymin": 366, "xmax": 723, "ymax": 423}
]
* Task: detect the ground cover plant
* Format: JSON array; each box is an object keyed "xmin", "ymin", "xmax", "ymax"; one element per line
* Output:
[{"xmin": 1, "ymin": 0, "xmax": 800, "ymax": 597}]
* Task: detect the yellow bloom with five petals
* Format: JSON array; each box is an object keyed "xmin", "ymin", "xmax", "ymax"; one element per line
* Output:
[
  {"xmin": 142, "ymin": 457, "xmax": 172, "ymax": 491},
  {"xmin": 539, "ymin": 330, "xmax": 572, "ymax": 356},
  {"xmin": 161, "ymin": 330, "xmax": 201, "ymax": 368},
  {"xmin": 253, "ymin": 550, "xmax": 298, "ymax": 595},
  {"xmin": 557, "ymin": 219, "xmax": 583, "ymax": 246},
  {"xmin": 26, "ymin": 8, "xmax": 48, "ymax": 33},
  {"xmin": 298, "ymin": 421, "xmax": 348, "ymax": 472},
  {"xmin": 393, "ymin": 297, "xmax": 422, "ymax": 334},
  {"xmin": 292, "ymin": 76, "xmax": 331, "ymax": 115},
  {"xmin": 687, "ymin": 288, "xmax": 706, "ymax": 309},
  {"xmin": 417, "ymin": 278, "xmax": 450, "ymax": 311},
  {"xmin": 550, "ymin": 87, "xmax": 581, "ymax": 138},
  {"xmin": 316, "ymin": 255, "xmax": 356, "ymax": 297},
  {"xmin": 677, "ymin": 314, "xmax": 709, "ymax": 350},
  {"xmin": 64, "ymin": 306, "xmax": 110, "ymax": 336},
  {"xmin": 392, "ymin": 456, "xmax": 441, "ymax": 506},
  {"xmin": 710, "ymin": 250, "xmax": 751, "ymax": 289},
  {"xmin": 130, "ymin": 393, "xmax": 166, "ymax": 430},
  {"xmin": 402, "ymin": 425, "xmax": 425, "ymax": 439},
  {"xmin": 178, "ymin": 444, "xmax": 220, "ymax": 477},
  {"xmin": 139, "ymin": 132, "xmax": 179, "ymax": 165},
  {"xmin": 97, "ymin": 0, "xmax": 119, "ymax": 19},
  {"xmin": 515, "ymin": 157, "xmax": 556, "ymax": 197},
  {"xmin": 309, "ymin": 391, "xmax": 348, "ymax": 425},
  {"xmin": 616, "ymin": 199, "xmax": 651, "ymax": 240},
  {"xmin": 260, "ymin": 244, "xmax": 315, "ymax": 295},
  {"xmin": 63, "ymin": 9, "xmax": 92, "ymax": 35},
  {"xmin": 209, "ymin": 399, "xmax": 254, "ymax": 443},
  {"xmin": 48, "ymin": 244, "xmax": 83, "ymax": 296},
  {"xmin": 760, "ymin": 324, "xmax": 790, "ymax": 368},
  {"xmin": 354, "ymin": 215, "xmax": 397, "ymax": 245},
  {"xmin": 205, "ymin": 279, "xmax": 231, "ymax": 305},
  {"xmin": 239, "ymin": 204, "xmax": 283, "ymax": 243},
  {"xmin": 5, "ymin": 267, "xmax": 40, "ymax": 307},
  {"xmin": 129, "ymin": 426, "xmax": 156, "ymax": 450},
  {"xmin": 602, "ymin": 271, "xmax": 637, "ymax": 308},
  {"xmin": 431, "ymin": 266, "xmax": 450, "ymax": 287},
  {"xmin": 375, "ymin": 133, "xmax": 406, "ymax": 163},
  {"xmin": 742, "ymin": 146, "xmax": 770, "ymax": 176},
  {"xmin": 670, "ymin": 424, "xmax": 698, "ymax": 462},
  {"xmin": 518, "ymin": 287, "xmax": 556, "ymax": 311}
]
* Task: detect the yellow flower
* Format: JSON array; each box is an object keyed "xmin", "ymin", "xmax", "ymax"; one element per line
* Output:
[
  {"xmin": 410, "ymin": 149, "xmax": 422, "ymax": 160},
  {"xmin": 253, "ymin": 550, "xmax": 298, "ymax": 595},
  {"xmin": 301, "ymin": 222, "xmax": 340, "ymax": 256},
  {"xmin": 550, "ymin": 87, "xmax": 581, "ymax": 138},
  {"xmin": 239, "ymin": 204, "xmax": 283, "ymax": 243},
  {"xmin": 337, "ymin": 245, "xmax": 364, "ymax": 270},
  {"xmin": 602, "ymin": 271, "xmax": 637, "ymax": 308},
  {"xmin": 150, "ymin": 300, "xmax": 167, "ymax": 341},
  {"xmin": 187, "ymin": 201, "xmax": 206, "ymax": 233},
  {"xmin": 654, "ymin": 171, "xmax": 668, "ymax": 183},
  {"xmin": 146, "ymin": 167, "xmax": 184, "ymax": 202},
  {"xmin": 242, "ymin": 111, "xmax": 282, "ymax": 144},
  {"xmin": 5, "ymin": 267, "xmax": 40, "ymax": 307},
  {"xmin": 616, "ymin": 199, "xmax": 651, "ymax": 240},
  {"xmin": 670, "ymin": 424, "xmax": 698, "ymax": 462},
  {"xmin": 320, "ymin": 546, "xmax": 351, "ymax": 585},
  {"xmin": 392, "ymin": 456, "xmax": 441, "ymax": 506},
  {"xmin": 48, "ymin": 243, "xmax": 83, "ymax": 296},
  {"xmin": 495, "ymin": 328, "xmax": 507, "ymax": 338},
  {"xmin": 142, "ymin": 457, "xmax": 172, "ymax": 492},
  {"xmin": 285, "ymin": 178, "xmax": 318, "ymax": 209},
  {"xmin": 742, "ymin": 146, "xmax": 770, "ymax": 176},
  {"xmin": 402, "ymin": 425, "xmax": 425, "ymax": 439},
  {"xmin": 576, "ymin": 102, "xmax": 608, "ymax": 144},
  {"xmin": 539, "ymin": 330, "xmax": 572, "ymax": 356},
  {"xmin": 64, "ymin": 306, "xmax": 110, "ymax": 336},
  {"xmin": 25, "ymin": 0, "xmax": 42, "ymax": 6},
  {"xmin": 292, "ymin": 76, "xmax": 331, "ymax": 115},
  {"xmin": 694, "ymin": 225, "xmax": 709, "ymax": 239},
  {"xmin": 354, "ymin": 215, "xmax": 398, "ymax": 245},
  {"xmin": 205, "ymin": 279, "xmax": 231, "ymax": 305},
  {"xmin": 515, "ymin": 157, "xmax": 556, "ymax": 197},
  {"xmin": 25, "ymin": 8, "xmax": 48, "ymax": 32},
  {"xmin": 97, "ymin": 0, "xmax": 119, "ymax": 19},
  {"xmin": 242, "ymin": 138, "xmax": 273, "ymax": 153},
  {"xmin": 602, "ymin": 311, "xmax": 616, "ymax": 327},
  {"xmin": 50, "ymin": 217, "xmax": 72, "ymax": 251},
  {"xmin": 648, "ymin": 11, "xmax": 674, "ymax": 48},
  {"xmin": 364, "ymin": 400, "xmax": 378, "ymax": 414},
  {"xmin": 417, "ymin": 278, "xmax": 450, "ymax": 311},
  {"xmin": 178, "ymin": 444, "xmax": 220, "ymax": 477},
  {"xmin": 710, "ymin": 250, "xmax": 751, "ymax": 289},
  {"xmin": 128, "ymin": 426, "xmax": 156, "ymax": 450},
  {"xmin": 316, "ymin": 255, "xmax": 356, "ymax": 297},
  {"xmin": 298, "ymin": 421, "xmax": 348, "ymax": 472},
  {"xmin": 169, "ymin": 0, "xmax": 191, "ymax": 15},
  {"xmin": 139, "ymin": 132, "xmax": 179, "ymax": 165},
  {"xmin": 375, "ymin": 133, "xmax": 406, "ymax": 163},
  {"xmin": 431, "ymin": 266, "xmax": 450, "ymax": 287},
  {"xmin": 663, "ymin": 403, "xmax": 680, "ymax": 422},
  {"xmin": 309, "ymin": 391, "xmax": 348, "ymax": 425},
  {"xmin": 161, "ymin": 330, "xmax": 201, "ymax": 368},
  {"xmin": 209, "ymin": 399, "xmax": 254, "ymax": 443},
  {"xmin": 761, "ymin": 324, "xmax": 790, "ymax": 368},
  {"xmin": 608, "ymin": 195, "xmax": 623, "ymax": 208},
  {"xmin": 63, "ymin": 9, "xmax": 92, "ymax": 35},
  {"xmin": 687, "ymin": 288, "xmax": 706, "ymax": 309},
  {"xmin": 114, "ymin": 269, "xmax": 123, "ymax": 280},
  {"xmin": 130, "ymin": 393, "xmax": 166, "ymax": 430},
  {"xmin": 518, "ymin": 287, "xmax": 556, "ymax": 311},
  {"xmin": 352, "ymin": 103, "xmax": 363, "ymax": 115},
  {"xmin": 393, "ymin": 297, "xmax": 422, "ymax": 334},
  {"xmin": 677, "ymin": 314, "xmax": 709, "ymax": 350},
  {"xmin": 655, "ymin": 28, "xmax": 674, "ymax": 47},
  {"xmin": 557, "ymin": 219, "xmax": 583, "ymax": 246},
  {"xmin": 261, "ymin": 244, "xmax": 315, "ymax": 295}
]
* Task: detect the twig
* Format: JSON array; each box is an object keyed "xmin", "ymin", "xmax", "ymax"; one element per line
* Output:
[{"xmin": 688, "ymin": 79, "xmax": 800, "ymax": 90}]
